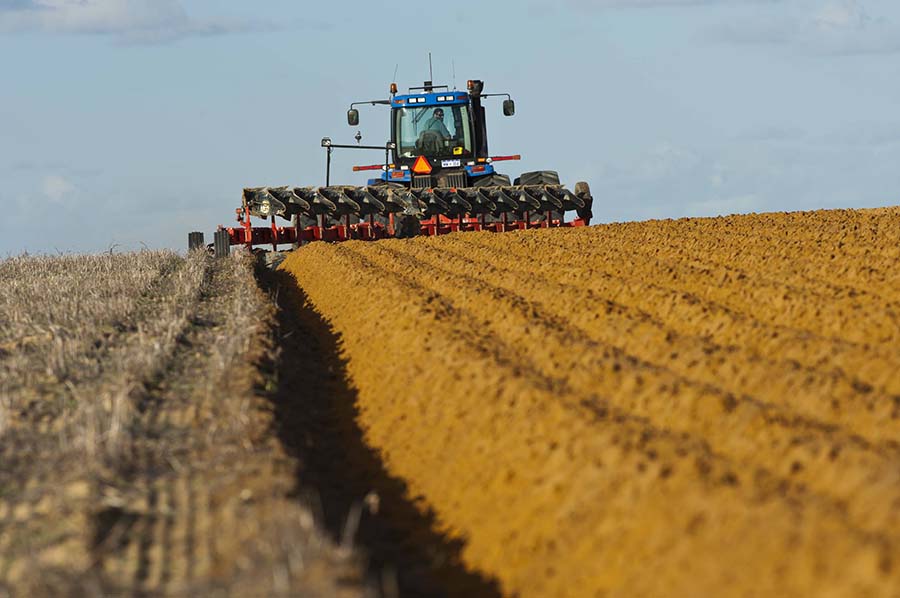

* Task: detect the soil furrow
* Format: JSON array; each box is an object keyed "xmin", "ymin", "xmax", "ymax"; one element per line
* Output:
[
  {"xmin": 581, "ymin": 235, "xmax": 900, "ymax": 343},
  {"xmin": 488, "ymin": 228, "xmax": 900, "ymax": 348},
  {"xmin": 262, "ymin": 267, "xmax": 502, "ymax": 597},
  {"xmin": 460, "ymin": 231, "xmax": 900, "ymax": 395},
  {"xmin": 363, "ymin": 241, "xmax": 900, "ymax": 537},
  {"xmin": 613, "ymin": 227, "xmax": 900, "ymax": 304},
  {"xmin": 282, "ymin": 238, "xmax": 899, "ymax": 598},
  {"xmin": 415, "ymin": 237, "xmax": 900, "ymax": 446}
]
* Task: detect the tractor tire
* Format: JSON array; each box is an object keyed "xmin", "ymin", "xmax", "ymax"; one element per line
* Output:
[
  {"xmin": 513, "ymin": 170, "xmax": 560, "ymax": 186},
  {"xmin": 515, "ymin": 172, "xmax": 563, "ymax": 224},
  {"xmin": 213, "ymin": 229, "xmax": 231, "ymax": 258},
  {"xmin": 188, "ymin": 231, "xmax": 205, "ymax": 251},
  {"xmin": 473, "ymin": 173, "xmax": 512, "ymax": 187},
  {"xmin": 292, "ymin": 213, "xmax": 324, "ymax": 248},
  {"xmin": 574, "ymin": 181, "xmax": 594, "ymax": 222},
  {"xmin": 394, "ymin": 214, "xmax": 421, "ymax": 239},
  {"xmin": 369, "ymin": 181, "xmax": 420, "ymax": 239},
  {"xmin": 473, "ymin": 174, "xmax": 512, "ymax": 222}
]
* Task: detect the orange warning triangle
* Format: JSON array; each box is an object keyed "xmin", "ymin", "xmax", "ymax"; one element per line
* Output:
[{"xmin": 412, "ymin": 155, "xmax": 433, "ymax": 174}]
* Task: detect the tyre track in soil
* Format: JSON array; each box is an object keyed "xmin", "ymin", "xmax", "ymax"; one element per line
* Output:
[
  {"xmin": 0, "ymin": 252, "xmax": 182, "ymax": 438},
  {"xmin": 261, "ymin": 268, "xmax": 503, "ymax": 598},
  {"xmin": 280, "ymin": 210, "xmax": 900, "ymax": 598},
  {"xmin": 88, "ymin": 254, "xmax": 230, "ymax": 592},
  {"xmin": 0, "ymin": 253, "xmax": 192, "ymax": 592},
  {"xmin": 88, "ymin": 256, "xmax": 372, "ymax": 597}
]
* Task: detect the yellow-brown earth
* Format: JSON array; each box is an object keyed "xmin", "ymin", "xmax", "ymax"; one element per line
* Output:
[{"xmin": 281, "ymin": 207, "xmax": 900, "ymax": 598}]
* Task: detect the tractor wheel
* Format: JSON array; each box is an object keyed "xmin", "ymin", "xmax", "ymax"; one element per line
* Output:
[
  {"xmin": 292, "ymin": 214, "xmax": 319, "ymax": 249},
  {"xmin": 362, "ymin": 181, "xmax": 421, "ymax": 238},
  {"xmin": 574, "ymin": 181, "xmax": 594, "ymax": 222},
  {"xmin": 394, "ymin": 214, "xmax": 421, "ymax": 239},
  {"xmin": 213, "ymin": 229, "xmax": 231, "ymax": 258},
  {"xmin": 515, "ymin": 172, "xmax": 562, "ymax": 224},
  {"xmin": 473, "ymin": 173, "xmax": 512, "ymax": 187},
  {"xmin": 513, "ymin": 170, "xmax": 560, "ymax": 186},
  {"xmin": 473, "ymin": 174, "xmax": 512, "ymax": 222},
  {"xmin": 188, "ymin": 231, "xmax": 205, "ymax": 251}
]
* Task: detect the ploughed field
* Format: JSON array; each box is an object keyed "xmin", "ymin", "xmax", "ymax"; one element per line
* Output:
[{"xmin": 281, "ymin": 207, "xmax": 900, "ymax": 598}]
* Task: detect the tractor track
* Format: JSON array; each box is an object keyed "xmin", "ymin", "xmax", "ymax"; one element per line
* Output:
[
  {"xmin": 0, "ymin": 253, "xmax": 375, "ymax": 597},
  {"xmin": 87, "ymin": 255, "xmax": 372, "ymax": 597},
  {"xmin": 280, "ymin": 207, "xmax": 900, "ymax": 598}
]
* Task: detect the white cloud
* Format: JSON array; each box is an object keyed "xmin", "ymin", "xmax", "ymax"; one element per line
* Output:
[
  {"xmin": 0, "ymin": 0, "xmax": 259, "ymax": 43},
  {"xmin": 814, "ymin": 0, "xmax": 875, "ymax": 31},
  {"xmin": 704, "ymin": 0, "xmax": 900, "ymax": 54},
  {"xmin": 42, "ymin": 174, "xmax": 74, "ymax": 202}
]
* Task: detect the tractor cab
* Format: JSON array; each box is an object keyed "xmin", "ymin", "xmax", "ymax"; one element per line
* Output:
[
  {"xmin": 348, "ymin": 79, "xmax": 515, "ymax": 188},
  {"xmin": 392, "ymin": 98, "xmax": 474, "ymax": 161}
]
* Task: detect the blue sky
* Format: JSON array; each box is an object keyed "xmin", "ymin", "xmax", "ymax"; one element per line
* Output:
[{"xmin": 2, "ymin": 0, "xmax": 899, "ymax": 254}]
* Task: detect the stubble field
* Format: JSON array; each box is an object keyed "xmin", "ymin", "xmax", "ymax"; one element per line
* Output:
[
  {"xmin": 280, "ymin": 207, "xmax": 900, "ymax": 598},
  {"xmin": 0, "ymin": 251, "xmax": 372, "ymax": 596}
]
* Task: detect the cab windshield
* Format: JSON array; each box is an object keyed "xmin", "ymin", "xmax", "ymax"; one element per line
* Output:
[{"xmin": 394, "ymin": 105, "xmax": 473, "ymax": 159}]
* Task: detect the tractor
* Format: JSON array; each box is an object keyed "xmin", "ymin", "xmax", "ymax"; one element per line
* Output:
[{"xmin": 191, "ymin": 78, "xmax": 593, "ymax": 256}]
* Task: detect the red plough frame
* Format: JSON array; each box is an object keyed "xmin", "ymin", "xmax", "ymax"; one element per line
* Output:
[{"xmin": 223, "ymin": 204, "xmax": 588, "ymax": 251}]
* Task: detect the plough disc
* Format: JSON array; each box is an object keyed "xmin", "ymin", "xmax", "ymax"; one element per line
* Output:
[
  {"xmin": 243, "ymin": 183, "xmax": 590, "ymax": 222},
  {"xmin": 212, "ymin": 183, "xmax": 593, "ymax": 251}
]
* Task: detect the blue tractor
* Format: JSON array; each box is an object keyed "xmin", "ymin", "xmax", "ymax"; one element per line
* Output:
[{"xmin": 200, "ymin": 79, "xmax": 593, "ymax": 254}]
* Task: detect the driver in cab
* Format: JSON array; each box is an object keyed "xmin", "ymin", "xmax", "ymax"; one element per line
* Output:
[{"xmin": 424, "ymin": 108, "xmax": 452, "ymax": 139}]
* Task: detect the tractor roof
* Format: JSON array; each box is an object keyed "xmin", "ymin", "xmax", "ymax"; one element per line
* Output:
[{"xmin": 391, "ymin": 91, "xmax": 469, "ymax": 108}]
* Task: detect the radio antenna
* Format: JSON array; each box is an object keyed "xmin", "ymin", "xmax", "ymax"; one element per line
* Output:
[
  {"xmin": 428, "ymin": 52, "xmax": 433, "ymax": 82},
  {"xmin": 392, "ymin": 63, "xmax": 399, "ymax": 83},
  {"xmin": 452, "ymin": 59, "xmax": 456, "ymax": 89}
]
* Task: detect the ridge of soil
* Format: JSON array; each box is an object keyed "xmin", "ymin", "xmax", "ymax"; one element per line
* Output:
[
  {"xmin": 280, "ymin": 207, "xmax": 900, "ymax": 598},
  {"xmin": 261, "ymin": 267, "xmax": 502, "ymax": 598}
]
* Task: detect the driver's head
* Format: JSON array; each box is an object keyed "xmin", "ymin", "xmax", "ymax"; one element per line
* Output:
[{"xmin": 433, "ymin": 108, "xmax": 444, "ymax": 119}]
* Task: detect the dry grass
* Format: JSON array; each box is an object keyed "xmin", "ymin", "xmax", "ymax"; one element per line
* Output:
[
  {"xmin": 0, "ymin": 252, "xmax": 175, "ymax": 438},
  {"xmin": 0, "ymin": 250, "xmax": 372, "ymax": 596}
]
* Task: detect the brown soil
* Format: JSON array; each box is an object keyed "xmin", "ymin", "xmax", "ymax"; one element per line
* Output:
[
  {"xmin": 280, "ymin": 207, "xmax": 900, "ymax": 598},
  {"xmin": 261, "ymin": 267, "xmax": 502, "ymax": 597}
]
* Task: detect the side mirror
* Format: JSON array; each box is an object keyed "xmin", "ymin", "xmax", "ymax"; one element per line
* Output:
[
  {"xmin": 503, "ymin": 99, "xmax": 515, "ymax": 117},
  {"xmin": 347, "ymin": 109, "xmax": 359, "ymax": 126}
]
